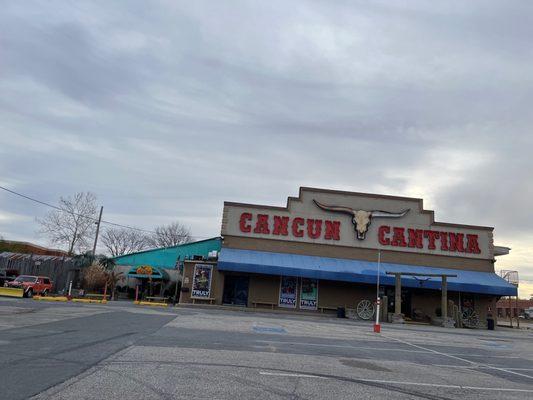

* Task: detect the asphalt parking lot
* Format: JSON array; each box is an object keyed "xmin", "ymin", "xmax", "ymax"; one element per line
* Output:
[{"xmin": 0, "ymin": 298, "xmax": 531, "ymax": 399}]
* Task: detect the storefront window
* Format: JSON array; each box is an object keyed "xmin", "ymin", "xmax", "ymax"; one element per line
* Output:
[{"xmin": 279, "ymin": 276, "xmax": 297, "ymax": 308}]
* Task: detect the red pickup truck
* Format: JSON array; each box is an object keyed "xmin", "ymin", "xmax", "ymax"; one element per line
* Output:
[{"xmin": 5, "ymin": 275, "xmax": 53, "ymax": 297}]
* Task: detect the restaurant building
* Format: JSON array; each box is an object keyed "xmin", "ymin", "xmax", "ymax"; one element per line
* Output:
[{"xmin": 179, "ymin": 187, "xmax": 517, "ymax": 327}]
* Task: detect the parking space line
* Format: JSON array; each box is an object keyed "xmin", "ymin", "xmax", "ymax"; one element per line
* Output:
[
  {"xmin": 259, "ymin": 371, "xmax": 328, "ymax": 379},
  {"xmin": 255, "ymin": 339, "xmax": 431, "ymax": 354},
  {"xmin": 254, "ymin": 339, "xmax": 521, "ymax": 359},
  {"xmin": 382, "ymin": 335, "xmax": 533, "ymax": 381},
  {"xmin": 258, "ymin": 371, "xmax": 533, "ymax": 393}
]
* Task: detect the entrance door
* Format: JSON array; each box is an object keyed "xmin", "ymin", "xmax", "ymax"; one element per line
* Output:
[
  {"xmin": 401, "ymin": 289, "xmax": 412, "ymax": 318},
  {"xmin": 385, "ymin": 287, "xmax": 412, "ymax": 318},
  {"xmin": 223, "ymin": 275, "xmax": 249, "ymax": 306}
]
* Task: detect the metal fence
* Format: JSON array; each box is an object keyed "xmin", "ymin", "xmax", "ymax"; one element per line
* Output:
[{"xmin": 0, "ymin": 252, "xmax": 83, "ymax": 294}]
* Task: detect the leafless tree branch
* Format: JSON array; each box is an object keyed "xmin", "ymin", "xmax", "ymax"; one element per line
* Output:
[
  {"xmin": 36, "ymin": 192, "xmax": 98, "ymax": 255},
  {"xmin": 147, "ymin": 221, "xmax": 192, "ymax": 248},
  {"xmin": 101, "ymin": 227, "xmax": 150, "ymax": 256}
]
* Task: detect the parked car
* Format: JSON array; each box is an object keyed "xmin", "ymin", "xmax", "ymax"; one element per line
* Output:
[{"xmin": 5, "ymin": 275, "xmax": 53, "ymax": 297}]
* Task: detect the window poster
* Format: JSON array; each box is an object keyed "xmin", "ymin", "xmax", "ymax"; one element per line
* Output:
[
  {"xmin": 279, "ymin": 276, "xmax": 298, "ymax": 308},
  {"xmin": 300, "ymin": 278, "xmax": 318, "ymax": 310},
  {"xmin": 191, "ymin": 264, "xmax": 213, "ymax": 298}
]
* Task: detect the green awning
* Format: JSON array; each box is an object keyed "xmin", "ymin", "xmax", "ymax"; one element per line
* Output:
[{"xmin": 127, "ymin": 265, "xmax": 169, "ymax": 280}]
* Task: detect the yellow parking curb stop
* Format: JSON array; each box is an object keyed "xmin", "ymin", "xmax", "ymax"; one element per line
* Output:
[
  {"xmin": 135, "ymin": 301, "xmax": 169, "ymax": 307},
  {"xmin": 33, "ymin": 296, "xmax": 69, "ymax": 302},
  {"xmin": 0, "ymin": 287, "xmax": 24, "ymax": 298}
]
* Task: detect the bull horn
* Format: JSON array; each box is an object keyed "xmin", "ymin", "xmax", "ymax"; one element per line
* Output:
[
  {"xmin": 313, "ymin": 200, "xmax": 355, "ymax": 215},
  {"xmin": 370, "ymin": 209, "xmax": 410, "ymax": 218}
]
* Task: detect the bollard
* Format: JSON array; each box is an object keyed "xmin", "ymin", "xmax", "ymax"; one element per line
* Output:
[{"xmin": 374, "ymin": 298, "xmax": 381, "ymax": 333}]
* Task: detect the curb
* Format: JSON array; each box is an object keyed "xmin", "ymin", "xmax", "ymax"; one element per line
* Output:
[
  {"xmin": 134, "ymin": 300, "xmax": 169, "ymax": 307},
  {"xmin": 175, "ymin": 303, "xmax": 336, "ymax": 317},
  {"xmin": 0, "ymin": 288, "xmax": 24, "ymax": 298},
  {"xmin": 71, "ymin": 298, "xmax": 108, "ymax": 304},
  {"xmin": 33, "ymin": 296, "xmax": 69, "ymax": 302}
]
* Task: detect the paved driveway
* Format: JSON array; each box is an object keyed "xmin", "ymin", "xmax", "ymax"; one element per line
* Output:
[{"xmin": 0, "ymin": 299, "xmax": 531, "ymax": 399}]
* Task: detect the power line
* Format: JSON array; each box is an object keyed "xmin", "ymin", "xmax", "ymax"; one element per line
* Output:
[{"xmin": 0, "ymin": 185, "xmax": 209, "ymax": 238}]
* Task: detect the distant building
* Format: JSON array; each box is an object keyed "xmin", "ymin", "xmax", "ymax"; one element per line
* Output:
[
  {"xmin": 112, "ymin": 237, "xmax": 221, "ymax": 298},
  {"xmin": 496, "ymin": 298, "xmax": 533, "ymax": 318},
  {"xmin": 0, "ymin": 239, "xmax": 68, "ymax": 257}
]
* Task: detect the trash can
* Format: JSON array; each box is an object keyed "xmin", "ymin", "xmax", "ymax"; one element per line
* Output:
[
  {"xmin": 337, "ymin": 307, "xmax": 346, "ymax": 318},
  {"xmin": 487, "ymin": 318, "xmax": 495, "ymax": 330}
]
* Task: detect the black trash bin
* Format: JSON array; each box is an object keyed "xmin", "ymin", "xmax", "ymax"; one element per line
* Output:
[
  {"xmin": 487, "ymin": 318, "xmax": 495, "ymax": 330},
  {"xmin": 337, "ymin": 307, "xmax": 346, "ymax": 318}
]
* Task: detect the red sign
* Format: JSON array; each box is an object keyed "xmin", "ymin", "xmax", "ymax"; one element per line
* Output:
[
  {"xmin": 238, "ymin": 212, "xmax": 481, "ymax": 254},
  {"xmin": 239, "ymin": 212, "xmax": 341, "ymax": 241},
  {"xmin": 377, "ymin": 226, "xmax": 481, "ymax": 254}
]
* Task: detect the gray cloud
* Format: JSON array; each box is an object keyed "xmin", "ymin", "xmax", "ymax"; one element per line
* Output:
[{"xmin": 1, "ymin": 1, "xmax": 532, "ymax": 288}]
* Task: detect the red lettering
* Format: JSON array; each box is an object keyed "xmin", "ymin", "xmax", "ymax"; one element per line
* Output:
[
  {"xmin": 253, "ymin": 214, "xmax": 270, "ymax": 234},
  {"xmin": 324, "ymin": 220, "xmax": 341, "ymax": 240},
  {"xmin": 378, "ymin": 226, "xmax": 390, "ymax": 245},
  {"xmin": 424, "ymin": 230, "xmax": 440, "ymax": 250},
  {"xmin": 407, "ymin": 229, "xmax": 423, "ymax": 248},
  {"xmin": 307, "ymin": 219, "xmax": 322, "ymax": 239},
  {"xmin": 391, "ymin": 227, "xmax": 407, "ymax": 247},
  {"xmin": 440, "ymin": 232, "xmax": 449, "ymax": 251},
  {"xmin": 292, "ymin": 217, "xmax": 304, "ymax": 237},
  {"xmin": 448, "ymin": 232, "xmax": 465, "ymax": 252},
  {"xmin": 466, "ymin": 234, "xmax": 481, "ymax": 254},
  {"xmin": 239, "ymin": 212, "xmax": 252, "ymax": 233},
  {"xmin": 272, "ymin": 216, "xmax": 289, "ymax": 236}
]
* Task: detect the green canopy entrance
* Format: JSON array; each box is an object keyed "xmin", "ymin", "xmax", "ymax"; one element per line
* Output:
[{"xmin": 127, "ymin": 265, "xmax": 169, "ymax": 280}]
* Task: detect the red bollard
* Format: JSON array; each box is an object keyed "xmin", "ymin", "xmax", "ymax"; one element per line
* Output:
[{"xmin": 374, "ymin": 297, "xmax": 381, "ymax": 333}]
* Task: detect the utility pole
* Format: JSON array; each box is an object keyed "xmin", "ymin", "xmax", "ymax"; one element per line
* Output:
[{"xmin": 92, "ymin": 206, "xmax": 103, "ymax": 256}]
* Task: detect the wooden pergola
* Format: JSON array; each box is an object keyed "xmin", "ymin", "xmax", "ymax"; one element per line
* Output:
[{"xmin": 386, "ymin": 272, "xmax": 457, "ymax": 322}]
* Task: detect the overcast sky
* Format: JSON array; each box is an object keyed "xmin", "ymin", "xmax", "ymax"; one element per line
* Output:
[{"xmin": 1, "ymin": 1, "xmax": 532, "ymax": 296}]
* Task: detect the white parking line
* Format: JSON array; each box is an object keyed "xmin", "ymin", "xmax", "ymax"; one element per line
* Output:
[
  {"xmin": 254, "ymin": 339, "xmax": 521, "ymax": 359},
  {"xmin": 256, "ymin": 339, "xmax": 431, "ymax": 353},
  {"xmin": 383, "ymin": 335, "xmax": 533, "ymax": 381},
  {"xmin": 258, "ymin": 371, "xmax": 533, "ymax": 393},
  {"xmin": 259, "ymin": 371, "xmax": 328, "ymax": 379}
]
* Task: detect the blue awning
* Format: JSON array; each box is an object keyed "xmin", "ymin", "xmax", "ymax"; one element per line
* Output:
[{"xmin": 218, "ymin": 248, "xmax": 517, "ymax": 296}]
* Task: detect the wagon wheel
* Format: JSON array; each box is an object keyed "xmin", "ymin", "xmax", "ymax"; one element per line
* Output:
[
  {"xmin": 461, "ymin": 309, "xmax": 479, "ymax": 328},
  {"xmin": 356, "ymin": 299, "xmax": 375, "ymax": 320}
]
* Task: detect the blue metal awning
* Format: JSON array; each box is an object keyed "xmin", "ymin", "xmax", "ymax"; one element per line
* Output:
[{"xmin": 218, "ymin": 248, "xmax": 517, "ymax": 296}]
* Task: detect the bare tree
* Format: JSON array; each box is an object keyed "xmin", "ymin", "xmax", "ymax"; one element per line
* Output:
[
  {"xmin": 82, "ymin": 263, "xmax": 107, "ymax": 292},
  {"xmin": 148, "ymin": 221, "xmax": 192, "ymax": 248},
  {"xmin": 37, "ymin": 192, "xmax": 98, "ymax": 255},
  {"xmin": 101, "ymin": 227, "xmax": 150, "ymax": 256}
]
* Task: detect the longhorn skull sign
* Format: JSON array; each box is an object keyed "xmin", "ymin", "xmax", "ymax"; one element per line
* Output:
[{"xmin": 313, "ymin": 200, "xmax": 409, "ymax": 240}]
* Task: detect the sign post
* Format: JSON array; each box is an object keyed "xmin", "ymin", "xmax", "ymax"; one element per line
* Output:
[{"xmin": 374, "ymin": 250, "xmax": 381, "ymax": 333}]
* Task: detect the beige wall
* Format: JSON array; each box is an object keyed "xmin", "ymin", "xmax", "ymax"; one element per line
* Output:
[
  {"xmin": 179, "ymin": 261, "xmax": 223, "ymax": 305},
  {"xmin": 248, "ymin": 274, "xmax": 279, "ymax": 306},
  {"xmin": 318, "ymin": 280, "xmax": 375, "ymax": 309},
  {"xmin": 222, "ymin": 187, "xmax": 495, "ymax": 260},
  {"xmin": 180, "ymin": 265, "xmax": 500, "ymax": 326}
]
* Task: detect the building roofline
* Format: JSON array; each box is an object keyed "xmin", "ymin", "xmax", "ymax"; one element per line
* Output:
[
  {"xmin": 0, "ymin": 239, "xmax": 69, "ymax": 255},
  {"xmin": 224, "ymin": 186, "xmax": 494, "ymax": 231},
  {"xmin": 112, "ymin": 236, "xmax": 221, "ymax": 260}
]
